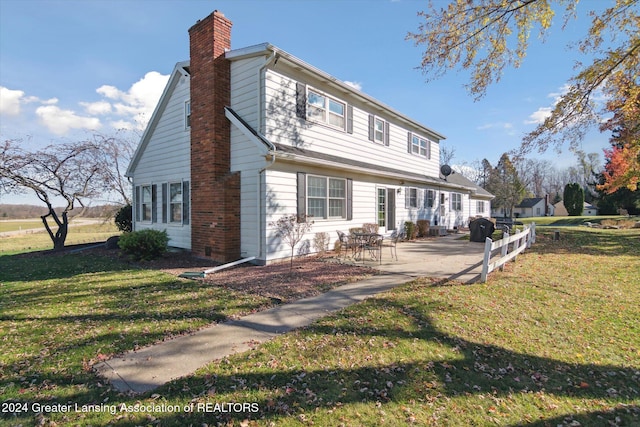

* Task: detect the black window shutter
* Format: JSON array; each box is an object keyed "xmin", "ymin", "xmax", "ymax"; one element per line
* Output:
[
  {"xmin": 384, "ymin": 121, "xmax": 390, "ymax": 146},
  {"xmin": 407, "ymin": 132, "xmax": 412, "ymax": 153},
  {"xmin": 296, "ymin": 172, "xmax": 306, "ymax": 222},
  {"xmin": 346, "ymin": 105, "xmax": 353, "ymax": 134},
  {"xmin": 161, "ymin": 183, "xmax": 168, "ymax": 223},
  {"xmin": 135, "ymin": 186, "xmax": 140, "ymax": 222},
  {"xmin": 182, "ymin": 181, "xmax": 190, "ymax": 225},
  {"xmin": 151, "ymin": 184, "xmax": 157, "ymax": 223},
  {"xmin": 368, "ymin": 114, "xmax": 374, "ymax": 141},
  {"xmin": 296, "ymin": 82, "xmax": 306, "ymax": 119},
  {"xmin": 346, "ymin": 178, "xmax": 353, "ymax": 221}
]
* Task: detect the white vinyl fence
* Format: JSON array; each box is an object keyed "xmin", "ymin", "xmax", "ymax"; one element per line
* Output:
[{"xmin": 480, "ymin": 223, "xmax": 536, "ymax": 283}]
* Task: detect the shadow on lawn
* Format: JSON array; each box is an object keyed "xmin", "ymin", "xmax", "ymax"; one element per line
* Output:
[
  {"xmin": 530, "ymin": 228, "xmax": 640, "ymax": 258},
  {"xmin": 120, "ymin": 296, "xmax": 640, "ymax": 426}
]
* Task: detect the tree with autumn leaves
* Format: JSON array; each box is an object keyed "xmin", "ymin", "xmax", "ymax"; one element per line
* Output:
[{"xmin": 407, "ymin": 0, "xmax": 639, "ymax": 193}]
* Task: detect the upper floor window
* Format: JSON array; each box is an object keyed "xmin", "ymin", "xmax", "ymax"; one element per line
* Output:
[
  {"xmin": 307, "ymin": 89, "xmax": 345, "ymax": 130},
  {"xmin": 374, "ymin": 118, "xmax": 385, "ymax": 142},
  {"xmin": 185, "ymin": 101, "xmax": 191, "ymax": 128},
  {"xmin": 407, "ymin": 132, "xmax": 431, "ymax": 158},
  {"xmin": 368, "ymin": 114, "xmax": 390, "ymax": 145}
]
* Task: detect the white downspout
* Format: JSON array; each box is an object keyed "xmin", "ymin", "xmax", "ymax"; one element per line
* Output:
[{"xmin": 257, "ymin": 51, "xmax": 278, "ymax": 262}]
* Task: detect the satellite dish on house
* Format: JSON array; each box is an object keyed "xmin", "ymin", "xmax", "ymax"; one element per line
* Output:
[{"xmin": 440, "ymin": 164, "xmax": 452, "ymax": 178}]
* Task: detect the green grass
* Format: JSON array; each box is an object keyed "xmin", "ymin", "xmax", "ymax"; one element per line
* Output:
[
  {"xmin": 0, "ymin": 220, "xmax": 44, "ymax": 233},
  {"xmin": 1, "ymin": 228, "xmax": 639, "ymax": 426},
  {"xmin": 0, "ymin": 222, "xmax": 118, "ymax": 255},
  {"xmin": 519, "ymin": 215, "xmax": 639, "ymax": 227}
]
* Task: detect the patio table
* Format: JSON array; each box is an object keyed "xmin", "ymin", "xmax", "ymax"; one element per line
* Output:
[{"xmin": 352, "ymin": 232, "xmax": 383, "ymax": 264}]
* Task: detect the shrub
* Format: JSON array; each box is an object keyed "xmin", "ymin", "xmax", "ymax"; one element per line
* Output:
[
  {"xmin": 114, "ymin": 204, "xmax": 132, "ymax": 233},
  {"xmin": 404, "ymin": 221, "xmax": 417, "ymax": 240},
  {"xmin": 118, "ymin": 229, "xmax": 168, "ymax": 261},
  {"xmin": 313, "ymin": 232, "xmax": 330, "ymax": 255},
  {"xmin": 416, "ymin": 220, "xmax": 430, "ymax": 237}
]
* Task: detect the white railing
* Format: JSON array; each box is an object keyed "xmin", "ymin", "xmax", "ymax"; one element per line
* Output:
[{"xmin": 480, "ymin": 223, "xmax": 536, "ymax": 283}]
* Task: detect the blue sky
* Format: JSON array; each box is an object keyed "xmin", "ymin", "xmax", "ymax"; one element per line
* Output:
[{"xmin": 0, "ymin": 0, "xmax": 612, "ymax": 204}]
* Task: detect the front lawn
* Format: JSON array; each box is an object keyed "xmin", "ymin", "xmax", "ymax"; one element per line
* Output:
[{"xmin": 1, "ymin": 228, "xmax": 638, "ymax": 426}]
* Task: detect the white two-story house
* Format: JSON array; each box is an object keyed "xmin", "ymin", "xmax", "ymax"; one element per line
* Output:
[{"xmin": 125, "ymin": 10, "xmax": 493, "ymax": 264}]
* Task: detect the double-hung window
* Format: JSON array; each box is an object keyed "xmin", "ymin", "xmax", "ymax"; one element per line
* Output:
[
  {"xmin": 307, "ymin": 89, "xmax": 345, "ymax": 130},
  {"xmin": 374, "ymin": 117, "xmax": 385, "ymax": 143},
  {"xmin": 141, "ymin": 185, "xmax": 152, "ymax": 221},
  {"xmin": 425, "ymin": 189, "xmax": 435, "ymax": 208},
  {"xmin": 411, "ymin": 134, "xmax": 428, "ymax": 157},
  {"xmin": 169, "ymin": 182, "xmax": 183, "ymax": 223},
  {"xmin": 477, "ymin": 200, "xmax": 485, "ymax": 213},
  {"xmin": 185, "ymin": 101, "xmax": 191, "ymax": 129},
  {"xmin": 406, "ymin": 187, "xmax": 418, "ymax": 209},
  {"xmin": 307, "ymin": 175, "xmax": 346, "ymax": 219},
  {"xmin": 451, "ymin": 193, "xmax": 462, "ymax": 211}
]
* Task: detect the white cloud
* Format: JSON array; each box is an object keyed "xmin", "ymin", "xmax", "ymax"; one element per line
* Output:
[
  {"xmin": 95, "ymin": 71, "xmax": 168, "ymax": 129},
  {"xmin": 35, "ymin": 104, "xmax": 102, "ymax": 135},
  {"xmin": 477, "ymin": 122, "xmax": 514, "ymax": 132},
  {"xmin": 80, "ymin": 100, "xmax": 112, "ymax": 115},
  {"xmin": 524, "ymin": 107, "xmax": 553, "ymax": 125},
  {"xmin": 524, "ymin": 84, "xmax": 570, "ymax": 125},
  {"xmin": 343, "ymin": 80, "xmax": 362, "ymax": 91},
  {"xmin": 0, "ymin": 86, "xmax": 25, "ymax": 115}
]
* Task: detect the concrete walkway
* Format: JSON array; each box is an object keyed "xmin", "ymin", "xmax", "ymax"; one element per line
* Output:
[{"xmin": 95, "ymin": 234, "xmax": 486, "ymax": 394}]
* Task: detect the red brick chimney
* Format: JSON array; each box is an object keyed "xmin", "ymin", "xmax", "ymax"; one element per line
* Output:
[{"xmin": 188, "ymin": 10, "xmax": 241, "ymax": 262}]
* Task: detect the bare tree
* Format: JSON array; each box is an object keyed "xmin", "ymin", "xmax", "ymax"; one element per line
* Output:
[
  {"xmin": 92, "ymin": 131, "xmax": 137, "ymax": 205},
  {"xmin": 439, "ymin": 144, "xmax": 456, "ymax": 166},
  {"xmin": 270, "ymin": 214, "xmax": 313, "ymax": 271},
  {"xmin": 1, "ymin": 139, "xmax": 108, "ymax": 250}
]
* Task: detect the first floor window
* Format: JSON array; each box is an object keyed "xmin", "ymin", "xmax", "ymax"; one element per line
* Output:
[
  {"xmin": 307, "ymin": 175, "xmax": 346, "ymax": 219},
  {"xmin": 406, "ymin": 187, "xmax": 418, "ymax": 209},
  {"xmin": 477, "ymin": 200, "xmax": 485, "ymax": 213},
  {"xmin": 169, "ymin": 182, "xmax": 183, "ymax": 223},
  {"xmin": 451, "ymin": 193, "xmax": 462, "ymax": 211},
  {"xmin": 425, "ymin": 189, "xmax": 435, "ymax": 208},
  {"xmin": 141, "ymin": 185, "xmax": 152, "ymax": 221}
]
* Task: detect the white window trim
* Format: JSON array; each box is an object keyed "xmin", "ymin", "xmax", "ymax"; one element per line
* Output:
[
  {"xmin": 185, "ymin": 101, "xmax": 191, "ymax": 129},
  {"xmin": 140, "ymin": 184, "xmax": 152, "ymax": 223},
  {"xmin": 307, "ymin": 87, "xmax": 346, "ymax": 131},
  {"xmin": 425, "ymin": 189, "xmax": 435, "ymax": 208},
  {"xmin": 406, "ymin": 187, "xmax": 418, "ymax": 209},
  {"xmin": 168, "ymin": 181, "xmax": 183, "ymax": 224},
  {"xmin": 451, "ymin": 193, "xmax": 462, "ymax": 211},
  {"xmin": 373, "ymin": 116, "xmax": 385, "ymax": 144},
  {"xmin": 307, "ymin": 175, "xmax": 347, "ymax": 220},
  {"xmin": 409, "ymin": 132, "xmax": 431, "ymax": 158}
]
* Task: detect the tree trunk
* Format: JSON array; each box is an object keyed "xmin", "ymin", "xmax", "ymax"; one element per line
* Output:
[{"xmin": 42, "ymin": 210, "xmax": 69, "ymax": 251}]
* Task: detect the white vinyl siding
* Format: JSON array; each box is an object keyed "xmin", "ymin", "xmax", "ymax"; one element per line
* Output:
[
  {"xmin": 131, "ymin": 70, "xmax": 191, "ymax": 249},
  {"xmin": 262, "ymin": 68, "xmax": 442, "ymax": 179}
]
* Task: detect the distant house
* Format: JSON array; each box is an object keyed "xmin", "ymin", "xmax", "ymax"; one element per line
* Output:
[
  {"xmin": 514, "ymin": 197, "xmax": 554, "ymax": 218},
  {"xmin": 125, "ymin": 10, "xmax": 494, "ymax": 264},
  {"xmin": 553, "ymin": 201, "xmax": 599, "ymax": 216}
]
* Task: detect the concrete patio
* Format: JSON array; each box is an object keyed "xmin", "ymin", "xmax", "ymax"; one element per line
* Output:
[{"xmin": 345, "ymin": 232, "xmax": 486, "ymax": 284}]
